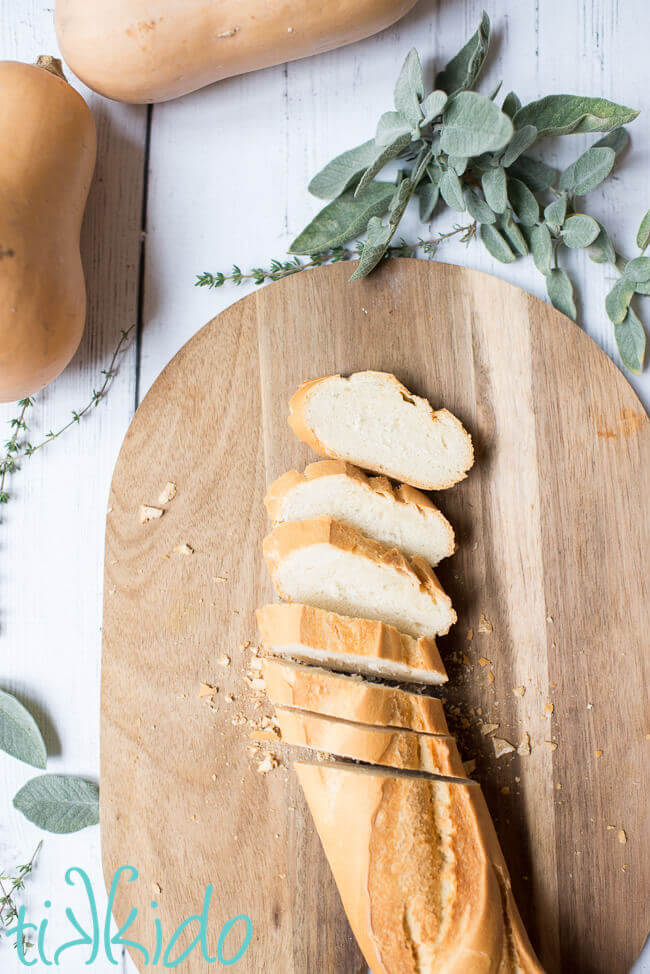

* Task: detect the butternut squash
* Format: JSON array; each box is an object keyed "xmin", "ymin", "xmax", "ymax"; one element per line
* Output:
[
  {"xmin": 0, "ymin": 58, "xmax": 96, "ymax": 402},
  {"xmin": 55, "ymin": 0, "xmax": 419, "ymax": 104}
]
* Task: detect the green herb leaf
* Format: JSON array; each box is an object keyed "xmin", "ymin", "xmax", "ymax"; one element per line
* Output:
[
  {"xmin": 544, "ymin": 195, "xmax": 568, "ymax": 231},
  {"xmin": 507, "ymin": 177, "xmax": 539, "ymax": 226},
  {"xmin": 308, "ymin": 140, "xmax": 377, "ymax": 200},
  {"xmin": 376, "ymin": 111, "xmax": 412, "ymax": 147},
  {"xmin": 593, "ymin": 126, "xmax": 630, "ymax": 157},
  {"xmin": 440, "ymin": 91, "xmax": 513, "ymax": 156},
  {"xmin": 355, "ymin": 135, "xmax": 411, "ymax": 197},
  {"xmin": 558, "ymin": 146, "xmax": 616, "ymax": 196},
  {"xmin": 439, "ymin": 168, "xmax": 466, "ymax": 211},
  {"xmin": 509, "ymin": 155, "xmax": 557, "ymax": 192},
  {"xmin": 0, "ymin": 689, "xmax": 47, "ymax": 769},
  {"xmin": 501, "ymin": 124, "xmax": 538, "ymax": 167},
  {"xmin": 289, "ymin": 182, "xmax": 395, "ymax": 254},
  {"xmin": 636, "ymin": 211, "xmax": 650, "ymax": 253},
  {"xmin": 464, "ymin": 188, "xmax": 496, "ymax": 224},
  {"xmin": 588, "ymin": 227, "xmax": 616, "ymax": 265},
  {"xmin": 389, "ymin": 177, "xmax": 413, "ymax": 224},
  {"xmin": 421, "ymin": 90, "xmax": 448, "ymax": 126},
  {"xmin": 561, "ymin": 213, "xmax": 600, "ymax": 248},
  {"xmin": 530, "ymin": 224, "xmax": 553, "ymax": 274},
  {"xmin": 350, "ymin": 217, "xmax": 393, "ymax": 281},
  {"xmin": 605, "ymin": 278, "xmax": 635, "ymax": 324},
  {"xmin": 513, "ymin": 95, "xmax": 639, "ymax": 138},
  {"xmin": 418, "ymin": 181, "xmax": 440, "ymax": 221},
  {"xmin": 546, "ymin": 269, "xmax": 577, "ymax": 320},
  {"xmin": 499, "ymin": 211, "xmax": 529, "ymax": 256},
  {"xmin": 615, "ymin": 307, "xmax": 646, "ymax": 374},
  {"xmin": 623, "ymin": 256, "xmax": 650, "ymax": 285},
  {"xmin": 448, "ymin": 155, "xmax": 469, "ymax": 175},
  {"xmin": 480, "ymin": 223, "xmax": 516, "ymax": 263},
  {"xmin": 13, "ymin": 775, "xmax": 99, "ymax": 833},
  {"xmin": 435, "ymin": 11, "xmax": 491, "ymax": 94},
  {"xmin": 394, "ymin": 49, "xmax": 425, "ymax": 128},
  {"xmin": 502, "ymin": 91, "xmax": 521, "ymax": 118},
  {"xmin": 481, "ymin": 167, "xmax": 507, "ymax": 213}
]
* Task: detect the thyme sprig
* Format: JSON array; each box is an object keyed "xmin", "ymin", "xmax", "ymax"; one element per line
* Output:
[{"xmin": 0, "ymin": 841, "xmax": 42, "ymax": 952}]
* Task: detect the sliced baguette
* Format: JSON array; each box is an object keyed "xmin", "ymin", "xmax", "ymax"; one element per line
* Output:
[
  {"xmin": 295, "ymin": 760, "xmax": 544, "ymax": 974},
  {"xmin": 276, "ymin": 708, "xmax": 466, "ymax": 775},
  {"xmin": 288, "ymin": 371, "xmax": 474, "ymax": 490},
  {"xmin": 262, "ymin": 659, "xmax": 449, "ymax": 734},
  {"xmin": 263, "ymin": 516, "xmax": 456, "ymax": 639},
  {"xmin": 256, "ymin": 602, "xmax": 447, "ymax": 685},
  {"xmin": 265, "ymin": 460, "xmax": 455, "ymax": 565}
]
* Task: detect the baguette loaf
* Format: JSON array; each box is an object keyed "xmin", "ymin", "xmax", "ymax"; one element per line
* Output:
[
  {"xmin": 288, "ymin": 371, "xmax": 474, "ymax": 490},
  {"xmin": 265, "ymin": 460, "xmax": 455, "ymax": 565},
  {"xmin": 295, "ymin": 760, "xmax": 544, "ymax": 974},
  {"xmin": 276, "ymin": 709, "xmax": 466, "ymax": 775},
  {"xmin": 256, "ymin": 602, "xmax": 447, "ymax": 685},
  {"xmin": 262, "ymin": 659, "xmax": 449, "ymax": 734},
  {"xmin": 263, "ymin": 516, "xmax": 456, "ymax": 639}
]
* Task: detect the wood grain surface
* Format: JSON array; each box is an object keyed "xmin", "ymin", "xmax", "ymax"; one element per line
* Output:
[{"xmin": 101, "ymin": 259, "xmax": 649, "ymax": 974}]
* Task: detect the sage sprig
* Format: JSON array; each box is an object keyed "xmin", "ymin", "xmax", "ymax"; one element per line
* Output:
[{"xmin": 284, "ymin": 13, "xmax": 645, "ymax": 373}]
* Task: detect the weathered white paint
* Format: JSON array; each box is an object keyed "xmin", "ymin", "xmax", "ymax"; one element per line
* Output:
[{"xmin": 0, "ymin": 0, "xmax": 648, "ymax": 970}]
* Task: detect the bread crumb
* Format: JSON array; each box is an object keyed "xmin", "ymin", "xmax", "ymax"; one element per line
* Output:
[
  {"xmin": 153, "ymin": 882, "xmax": 162, "ymax": 894},
  {"xmin": 480, "ymin": 723, "xmax": 499, "ymax": 736},
  {"xmin": 595, "ymin": 749, "xmax": 603, "ymax": 758},
  {"xmin": 198, "ymin": 682, "xmax": 217, "ymax": 698},
  {"xmin": 544, "ymin": 702, "xmax": 554, "ymax": 715},
  {"xmin": 545, "ymin": 740, "xmax": 558, "ymax": 751},
  {"xmin": 478, "ymin": 656, "xmax": 491, "ymax": 667},
  {"xmin": 217, "ymin": 655, "xmax": 231, "ymax": 667},
  {"xmin": 225, "ymin": 694, "xmax": 235, "ymax": 703},
  {"xmin": 618, "ymin": 829, "xmax": 627, "ymax": 844},
  {"xmin": 607, "ymin": 825, "xmax": 615, "ymax": 830},
  {"xmin": 173, "ymin": 543, "xmax": 194, "ymax": 555},
  {"xmin": 158, "ymin": 482, "xmax": 177, "ymax": 504},
  {"xmin": 212, "ymin": 575, "xmax": 228, "ymax": 583},
  {"xmin": 488, "ymin": 672, "xmax": 495, "ymax": 684},
  {"xmin": 587, "ymin": 702, "xmax": 593, "ymax": 710},
  {"xmin": 139, "ymin": 504, "xmax": 163, "ymax": 523},
  {"xmin": 217, "ymin": 26, "xmax": 240, "ymax": 37},
  {"xmin": 517, "ymin": 732, "xmax": 531, "ymax": 756},
  {"xmin": 466, "ymin": 628, "xmax": 474, "ymax": 641},
  {"xmin": 478, "ymin": 614, "xmax": 493, "ymax": 634},
  {"xmin": 512, "ymin": 686, "xmax": 526, "ymax": 698},
  {"xmin": 493, "ymin": 738, "xmax": 515, "ymax": 758},
  {"xmin": 546, "ymin": 615, "xmax": 553, "ymax": 623},
  {"xmin": 257, "ymin": 753, "xmax": 279, "ymax": 774},
  {"xmin": 500, "ymin": 786, "xmax": 510, "ymax": 795}
]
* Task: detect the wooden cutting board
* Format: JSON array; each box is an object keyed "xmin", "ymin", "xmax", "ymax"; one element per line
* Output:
[{"xmin": 101, "ymin": 259, "xmax": 649, "ymax": 974}]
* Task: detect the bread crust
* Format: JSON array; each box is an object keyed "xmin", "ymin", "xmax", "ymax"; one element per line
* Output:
[
  {"xmin": 287, "ymin": 371, "xmax": 474, "ymax": 490},
  {"xmin": 277, "ymin": 709, "xmax": 466, "ymax": 774},
  {"xmin": 256, "ymin": 602, "xmax": 447, "ymax": 683},
  {"xmin": 262, "ymin": 659, "xmax": 449, "ymax": 734},
  {"xmin": 262, "ymin": 516, "xmax": 457, "ymax": 636},
  {"xmin": 295, "ymin": 762, "xmax": 544, "ymax": 974}
]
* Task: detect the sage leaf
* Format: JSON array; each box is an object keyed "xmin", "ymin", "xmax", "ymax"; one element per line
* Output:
[
  {"xmin": 558, "ymin": 146, "xmax": 615, "ymax": 196},
  {"xmin": 544, "ymin": 195, "xmax": 568, "ymax": 231},
  {"xmin": 308, "ymin": 140, "xmax": 377, "ymax": 200},
  {"xmin": 615, "ymin": 308, "xmax": 646, "ymax": 374},
  {"xmin": 448, "ymin": 155, "xmax": 468, "ymax": 175},
  {"xmin": 389, "ymin": 177, "xmax": 413, "ymax": 224},
  {"xmin": 508, "ymin": 177, "xmax": 539, "ymax": 226},
  {"xmin": 0, "ymin": 689, "xmax": 47, "ymax": 769},
  {"xmin": 421, "ymin": 90, "xmax": 448, "ymax": 126},
  {"xmin": 465, "ymin": 188, "xmax": 496, "ymax": 224},
  {"xmin": 501, "ymin": 124, "xmax": 538, "ymax": 168},
  {"xmin": 500, "ymin": 211, "xmax": 529, "ymax": 256},
  {"xmin": 376, "ymin": 111, "xmax": 412, "ymax": 147},
  {"xmin": 509, "ymin": 155, "xmax": 557, "ymax": 192},
  {"xmin": 13, "ymin": 774, "xmax": 99, "ymax": 833},
  {"xmin": 440, "ymin": 91, "xmax": 513, "ymax": 156},
  {"xmin": 594, "ymin": 126, "xmax": 630, "ymax": 157},
  {"xmin": 561, "ymin": 214, "xmax": 600, "ymax": 248},
  {"xmin": 350, "ymin": 217, "xmax": 392, "ymax": 281},
  {"xmin": 435, "ymin": 11, "xmax": 491, "ymax": 94},
  {"xmin": 355, "ymin": 134, "xmax": 411, "ymax": 197},
  {"xmin": 394, "ymin": 49, "xmax": 424, "ymax": 128},
  {"xmin": 530, "ymin": 224, "xmax": 553, "ymax": 274},
  {"xmin": 636, "ymin": 210, "xmax": 650, "ymax": 252},
  {"xmin": 480, "ymin": 224, "xmax": 516, "ymax": 263},
  {"xmin": 481, "ymin": 167, "xmax": 507, "ymax": 213},
  {"xmin": 605, "ymin": 278, "xmax": 635, "ymax": 324},
  {"xmin": 289, "ymin": 182, "xmax": 395, "ymax": 254},
  {"xmin": 588, "ymin": 227, "xmax": 616, "ymax": 265},
  {"xmin": 502, "ymin": 91, "xmax": 521, "ymax": 118},
  {"xmin": 439, "ymin": 168, "xmax": 465, "ymax": 211},
  {"xmin": 546, "ymin": 269, "xmax": 577, "ymax": 320},
  {"xmin": 513, "ymin": 94, "xmax": 638, "ymax": 138},
  {"xmin": 623, "ymin": 256, "xmax": 650, "ymax": 285},
  {"xmin": 418, "ymin": 181, "xmax": 440, "ymax": 221}
]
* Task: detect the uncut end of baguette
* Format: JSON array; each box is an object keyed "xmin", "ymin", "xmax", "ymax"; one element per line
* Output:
[{"xmin": 288, "ymin": 371, "xmax": 474, "ymax": 490}]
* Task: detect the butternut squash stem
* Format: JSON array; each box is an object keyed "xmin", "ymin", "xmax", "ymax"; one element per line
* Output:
[{"xmin": 35, "ymin": 55, "xmax": 67, "ymax": 82}]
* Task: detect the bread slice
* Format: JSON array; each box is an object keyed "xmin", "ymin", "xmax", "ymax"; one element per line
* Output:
[
  {"xmin": 263, "ymin": 517, "xmax": 456, "ymax": 639},
  {"xmin": 295, "ymin": 760, "xmax": 544, "ymax": 974},
  {"xmin": 276, "ymin": 708, "xmax": 466, "ymax": 775},
  {"xmin": 265, "ymin": 460, "xmax": 455, "ymax": 566},
  {"xmin": 256, "ymin": 603, "xmax": 447, "ymax": 685},
  {"xmin": 288, "ymin": 371, "xmax": 474, "ymax": 490},
  {"xmin": 262, "ymin": 659, "xmax": 449, "ymax": 734}
]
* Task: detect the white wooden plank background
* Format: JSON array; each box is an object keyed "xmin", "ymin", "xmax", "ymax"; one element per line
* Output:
[{"xmin": 1, "ymin": 1, "xmax": 649, "ymax": 971}]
